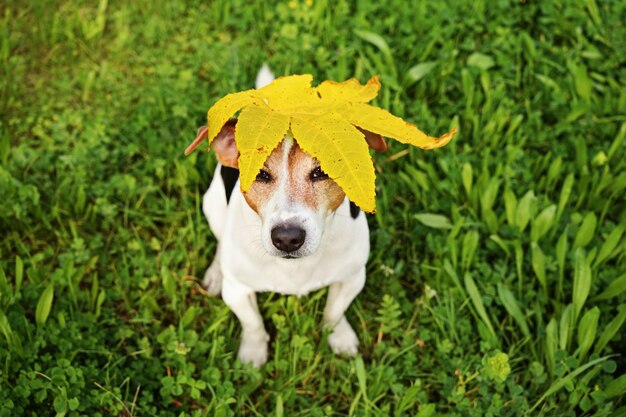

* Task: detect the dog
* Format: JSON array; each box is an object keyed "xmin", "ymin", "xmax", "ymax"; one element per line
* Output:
[{"xmin": 195, "ymin": 65, "xmax": 386, "ymax": 367}]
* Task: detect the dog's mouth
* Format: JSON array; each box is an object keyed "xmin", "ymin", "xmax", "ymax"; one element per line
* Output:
[{"xmin": 282, "ymin": 254, "xmax": 299, "ymax": 260}]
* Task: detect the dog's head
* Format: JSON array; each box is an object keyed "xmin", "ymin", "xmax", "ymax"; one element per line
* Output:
[{"xmin": 196, "ymin": 120, "xmax": 386, "ymax": 259}]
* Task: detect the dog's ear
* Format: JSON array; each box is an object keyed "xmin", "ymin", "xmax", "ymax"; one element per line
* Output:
[
  {"xmin": 211, "ymin": 119, "xmax": 239, "ymax": 168},
  {"xmin": 358, "ymin": 128, "xmax": 387, "ymax": 152},
  {"xmin": 184, "ymin": 126, "xmax": 209, "ymax": 156},
  {"xmin": 184, "ymin": 119, "xmax": 239, "ymax": 168}
]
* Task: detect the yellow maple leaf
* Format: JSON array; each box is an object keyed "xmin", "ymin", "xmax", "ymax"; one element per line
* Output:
[
  {"xmin": 316, "ymin": 75, "xmax": 381, "ymax": 104},
  {"xmin": 235, "ymin": 104, "xmax": 291, "ymax": 190},
  {"xmin": 206, "ymin": 89, "xmax": 258, "ymax": 145},
  {"xmin": 338, "ymin": 103, "xmax": 456, "ymax": 150},
  {"xmin": 291, "ymin": 112, "xmax": 376, "ymax": 213},
  {"xmin": 255, "ymin": 74, "xmax": 318, "ymax": 110},
  {"xmin": 186, "ymin": 74, "xmax": 456, "ymax": 212}
]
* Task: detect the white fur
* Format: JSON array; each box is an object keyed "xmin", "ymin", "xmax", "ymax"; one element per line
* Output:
[
  {"xmin": 257, "ymin": 136, "xmax": 325, "ymax": 258},
  {"xmin": 202, "ymin": 67, "xmax": 370, "ymax": 367},
  {"xmin": 255, "ymin": 63, "xmax": 275, "ymax": 89}
]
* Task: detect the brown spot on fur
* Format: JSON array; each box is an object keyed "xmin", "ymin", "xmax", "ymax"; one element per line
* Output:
[
  {"xmin": 287, "ymin": 144, "xmax": 345, "ymax": 212},
  {"xmin": 242, "ymin": 139, "xmax": 346, "ymax": 215},
  {"xmin": 242, "ymin": 142, "xmax": 285, "ymax": 214}
]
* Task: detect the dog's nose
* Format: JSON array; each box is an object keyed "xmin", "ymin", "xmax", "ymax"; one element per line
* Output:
[{"xmin": 271, "ymin": 226, "xmax": 306, "ymax": 253}]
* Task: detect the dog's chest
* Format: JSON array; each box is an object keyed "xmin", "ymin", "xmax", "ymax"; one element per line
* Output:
[
  {"xmin": 228, "ymin": 255, "xmax": 347, "ymax": 295},
  {"xmin": 220, "ymin": 203, "xmax": 369, "ymax": 296}
]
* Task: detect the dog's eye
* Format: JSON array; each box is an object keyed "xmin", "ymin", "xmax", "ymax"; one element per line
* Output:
[
  {"xmin": 310, "ymin": 166, "xmax": 328, "ymax": 181},
  {"xmin": 256, "ymin": 169, "xmax": 272, "ymax": 183}
]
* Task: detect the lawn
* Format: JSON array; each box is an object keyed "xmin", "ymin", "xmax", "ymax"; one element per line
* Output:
[{"xmin": 1, "ymin": 0, "xmax": 625, "ymax": 416}]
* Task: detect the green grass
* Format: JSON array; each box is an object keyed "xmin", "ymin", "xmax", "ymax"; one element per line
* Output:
[{"xmin": 1, "ymin": 0, "xmax": 626, "ymax": 415}]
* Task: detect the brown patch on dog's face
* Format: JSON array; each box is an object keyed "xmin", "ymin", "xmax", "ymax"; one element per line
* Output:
[
  {"xmin": 241, "ymin": 143, "xmax": 284, "ymax": 213},
  {"xmin": 287, "ymin": 144, "xmax": 345, "ymax": 212},
  {"xmin": 242, "ymin": 139, "xmax": 345, "ymax": 215}
]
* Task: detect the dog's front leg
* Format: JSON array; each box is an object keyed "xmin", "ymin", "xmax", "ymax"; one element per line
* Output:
[
  {"xmin": 202, "ymin": 245, "xmax": 223, "ymax": 296},
  {"xmin": 323, "ymin": 267, "xmax": 366, "ymax": 356},
  {"xmin": 221, "ymin": 277, "xmax": 269, "ymax": 367}
]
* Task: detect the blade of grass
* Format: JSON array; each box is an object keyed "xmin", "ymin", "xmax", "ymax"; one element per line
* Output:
[
  {"xmin": 545, "ymin": 318, "xmax": 558, "ymax": 376},
  {"xmin": 0, "ymin": 266, "xmax": 9, "ymax": 299},
  {"xmin": 572, "ymin": 249, "xmax": 592, "ymax": 322},
  {"xmin": 515, "ymin": 190, "xmax": 535, "ymax": 232},
  {"xmin": 531, "ymin": 243, "xmax": 547, "ymax": 290},
  {"xmin": 443, "ymin": 259, "xmax": 465, "ymax": 295},
  {"xmin": 504, "ymin": 189, "xmax": 517, "ymax": 227},
  {"xmin": 514, "ymin": 241, "xmax": 524, "ymax": 296},
  {"xmin": 605, "ymin": 373, "xmax": 626, "ymax": 399},
  {"xmin": 593, "ymin": 224, "xmax": 624, "ymax": 267},
  {"xmin": 414, "ymin": 213, "xmax": 453, "ymax": 229},
  {"xmin": 573, "ymin": 212, "xmax": 597, "ymax": 249},
  {"xmin": 607, "ymin": 122, "xmax": 626, "ymax": 163},
  {"xmin": 553, "ymin": 174, "xmax": 574, "ymax": 237},
  {"xmin": 15, "ymin": 255, "xmax": 23, "ymax": 293},
  {"xmin": 594, "ymin": 304, "xmax": 626, "ymax": 355},
  {"xmin": 462, "ymin": 162, "xmax": 473, "ymax": 198},
  {"xmin": 35, "ymin": 284, "xmax": 54, "ymax": 326},
  {"xmin": 464, "ymin": 273, "xmax": 497, "ymax": 344},
  {"xmin": 405, "ymin": 62, "xmax": 437, "ymax": 86},
  {"xmin": 559, "ymin": 304, "xmax": 574, "ymax": 351},
  {"xmin": 591, "ymin": 273, "xmax": 626, "ymax": 302},
  {"xmin": 461, "ymin": 231, "xmax": 479, "ymax": 271},
  {"xmin": 531, "ymin": 205, "xmax": 556, "ymax": 243},
  {"xmin": 556, "ymin": 228, "xmax": 568, "ymax": 301},
  {"xmin": 497, "ymin": 283, "xmax": 530, "ymax": 338},
  {"xmin": 576, "ymin": 307, "xmax": 599, "ymax": 362}
]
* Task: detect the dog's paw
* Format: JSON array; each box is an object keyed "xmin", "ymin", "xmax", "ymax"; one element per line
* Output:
[
  {"xmin": 328, "ymin": 319, "xmax": 359, "ymax": 357},
  {"xmin": 202, "ymin": 261, "xmax": 222, "ymax": 296},
  {"xmin": 238, "ymin": 331, "xmax": 270, "ymax": 367}
]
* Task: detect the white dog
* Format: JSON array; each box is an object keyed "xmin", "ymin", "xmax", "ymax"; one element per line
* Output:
[{"xmin": 196, "ymin": 65, "xmax": 386, "ymax": 367}]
